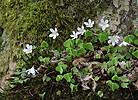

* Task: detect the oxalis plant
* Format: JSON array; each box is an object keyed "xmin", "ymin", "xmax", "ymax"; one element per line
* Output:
[{"xmin": 10, "ymin": 17, "xmax": 138, "ymax": 98}]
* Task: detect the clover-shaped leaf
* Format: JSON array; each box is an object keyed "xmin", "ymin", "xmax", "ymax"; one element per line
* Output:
[{"xmin": 63, "ymin": 73, "xmax": 73, "ymax": 82}]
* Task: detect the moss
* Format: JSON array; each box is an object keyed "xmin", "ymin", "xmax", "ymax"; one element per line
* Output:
[{"xmin": 0, "ymin": 0, "xmax": 109, "ymax": 45}]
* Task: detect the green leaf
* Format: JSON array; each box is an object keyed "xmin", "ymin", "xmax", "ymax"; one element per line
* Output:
[
  {"xmin": 111, "ymin": 57, "xmax": 118, "ymax": 66},
  {"xmin": 106, "ymin": 80, "xmax": 119, "ymax": 91},
  {"xmin": 56, "ymin": 90, "xmax": 61, "ymax": 96},
  {"xmin": 124, "ymin": 35, "xmax": 135, "ymax": 43},
  {"xmin": 64, "ymin": 39, "xmax": 74, "ymax": 48},
  {"xmin": 76, "ymin": 47, "xmax": 86, "ymax": 56},
  {"xmin": 38, "ymin": 56, "xmax": 50, "ymax": 64},
  {"xmin": 85, "ymin": 30, "xmax": 92, "ymax": 37},
  {"xmin": 132, "ymin": 50, "xmax": 138, "ymax": 58},
  {"xmin": 134, "ymin": 39, "xmax": 138, "ymax": 46},
  {"xmin": 121, "ymin": 83, "xmax": 129, "ymax": 88},
  {"xmin": 41, "ymin": 41, "xmax": 48, "ymax": 49},
  {"xmin": 43, "ymin": 74, "xmax": 51, "ymax": 82},
  {"xmin": 63, "ymin": 73, "xmax": 73, "ymax": 82},
  {"xmin": 112, "ymin": 74, "xmax": 120, "ymax": 81},
  {"xmin": 66, "ymin": 48, "xmax": 74, "ymax": 55},
  {"xmin": 39, "ymin": 92, "xmax": 45, "ymax": 100},
  {"xmin": 97, "ymin": 91, "xmax": 104, "ymax": 97},
  {"xmin": 107, "ymin": 66, "xmax": 116, "ymax": 75},
  {"xmin": 72, "ymin": 67, "xmax": 79, "ymax": 74},
  {"xmin": 55, "ymin": 62, "xmax": 67, "ymax": 74},
  {"xmin": 83, "ymin": 43, "xmax": 94, "ymax": 51},
  {"xmin": 70, "ymin": 83, "xmax": 78, "ymax": 92},
  {"xmin": 56, "ymin": 75, "xmax": 63, "ymax": 81},
  {"xmin": 65, "ymin": 55, "xmax": 72, "ymax": 62},
  {"xmin": 111, "ymin": 82, "xmax": 119, "ymax": 91},
  {"xmin": 134, "ymin": 30, "xmax": 138, "ymax": 37},
  {"xmin": 120, "ymin": 76, "xmax": 129, "ymax": 82},
  {"xmin": 95, "ymin": 53, "xmax": 101, "ymax": 59},
  {"xmin": 55, "ymin": 65, "xmax": 63, "ymax": 74},
  {"xmin": 94, "ymin": 76, "xmax": 100, "ymax": 81},
  {"xmin": 58, "ymin": 62, "xmax": 67, "ymax": 70},
  {"xmin": 98, "ymin": 32, "xmax": 108, "ymax": 43},
  {"xmin": 75, "ymin": 39, "xmax": 83, "ymax": 45}
]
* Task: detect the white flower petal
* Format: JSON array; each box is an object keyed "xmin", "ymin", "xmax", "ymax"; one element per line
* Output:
[
  {"xmin": 112, "ymin": 41, "xmax": 116, "ymax": 46},
  {"xmin": 105, "ymin": 19, "xmax": 109, "ymax": 23},
  {"xmin": 84, "ymin": 22, "xmax": 89, "ymax": 26},
  {"xmin": 23, "ymin": 44, "xmax": 32, "ymax": 54},
  {"xmin": 28, "ymin": 45, "xmax": 32, "ymax": 50},
  {"xmin": 100, "ymin": 18, "xmax": 104, "ymax": 23},
  {"xmin": 56, "ymin": 33, "xmax": 59, "ymax": 36},
  {"xmin": 88, "ymin": 19, "xmax": 92, "ymax": 23},
  {"xmin": 49, "ymin": 34, "xmax": 54, "ymax": 37},
  {"xmin": 26, "ymin": 44, "xmax": 30, "ymax": 48},
  {"xmin": 55, "ymin": 28, "xmax": 57, "ymax": 32},
  {"xmin": 53, "ymin": 36, "xmax": 56, "ymax": 39},
  {"xmin": 108, "ymin": 40, "xmax": 111, "ymax": 44},
  {"xmin": 92, "ymin": 21, "xmax": 94, "ymax": 25},
  {"xmin": 23, "ymin": 49, "xmax": 28, "ymax": 53},
  {"xmin": 119, "ymin": 41, "xmax": 130, "ymax": 47},
  {"xmin": 26, "ymin": 66, "xmax": 38, "ymax": 76},
  {"xmin": 82, "ymin": 84, "xmax": 90, "ymax": 90},
  {"xmin": 50, "ymin": 28, "xmax": 55, "ymax": 33},
  {"xmin": 102, "ymin": 26, "xmax": 106, "ymax": 31},
  {"xmin": 105, "ymin": 24, "xmax": 109, "ymax": 28},
  {"xmin": 77, "ymin": 27, "xmax": 81, "ymax": 31}
]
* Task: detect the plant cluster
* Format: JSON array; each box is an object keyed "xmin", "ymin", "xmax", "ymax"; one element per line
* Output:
[{"xmin": 9, "ymin": 17, "xmax": 138, "ymax": 98}]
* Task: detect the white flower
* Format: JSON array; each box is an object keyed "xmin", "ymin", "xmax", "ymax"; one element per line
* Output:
[
  {"xmin": 108, "ymin": 35, "xmax": 120, "ymax": 46},
  {"xmin": 81, "ymin": 84, "xmax": 90, "ymax": 90},
  {"xmin": 23, "ymin": 44, "xmax": 33, "ymax": 54},
  {"xmin": 119, "ymin": 61, "xmax": 126, "ymax": 69},
  {"xmin": 99, "ymin": 17, "xmax": 109, "ymax": 31},
  {"xmin": 119, "ymin": 41, "xmax": 130, "ymax": 47},
  {"xmin": 26, "ymin": 66, "xmax": 38, "ymax": 77},
  {"xmin": 84, "ymin": 19, "xmax": 94, "ymax": 28},
  {"xmin": 77, "ymin": 25, "xmax": 86, "ymax": 35},
  {"xmin": 70, "ymin": 31, "xmax": 80, "ymax": 39},
  {"xmin": 49, "ymin": 28, "xmax": 59, "ymax": 39}
]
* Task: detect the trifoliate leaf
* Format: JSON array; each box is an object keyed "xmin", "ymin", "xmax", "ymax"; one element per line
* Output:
[
  {"xmin": 85, "ymin": 30, "xmax": 93, "ymax": 37},
  {"xmin": 43, "ymin": 74, "xmax": 51, "ymax": 82},
  {"xmin": 56, "ymin": 75, "xmax": 63, "ymax": 81},
  {"xmin": 55, "ymin": 65, "xmax": 63, "ymax": 74},
  {"xmin": 120, "ymin": 76, "xmax": 129, "ymax": 82},
  {"xmin": 121, "ymin": 83, "xmax": 129, "ymax": 88},
  {"xmin": 111, "ymin": 82, "xmax": 119, "ymax": 91},
  {"xmin": 70, "ymin": 83, "xmax": 78, "ymax": 92},
  {"xmin": 97, "ymin": 91, "xmax": 104, "ymax": 97},
  {"xmin": 64, "ymin": 39, "xmax": 74, "ymax": 48},
  {"xmin": 75, "ymin": 39, "xmax": 83, "ymax": 45},
  {"xmin": 41, "ymin": 41, "xmax": 48, "ymax": 49},
  {"xmin": 98, "ymin": 32, "xmax": 108, "ymax": 43},
  {"xmin": 63, "ymin": 73, "xmax": 73, "ymax": 82},
  {"xmin": 83, "ymin": 43, "xmax": 94, "ymax": 51},
  {"xmin": 94, "ymin": 76, "xmax": 100, "ymax": 81},
  {"xmin": 112, "ymin": 74, "xmax": 120, "ymax": 81}
]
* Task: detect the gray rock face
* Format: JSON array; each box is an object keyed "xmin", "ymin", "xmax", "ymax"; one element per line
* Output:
[
  {"xmin": 0, "ymin": 29, "xmax": 10, "ymax": 79},
  {"xmin": 100, "ymin": 0, "xmax": 137, "ymax": 34}
]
